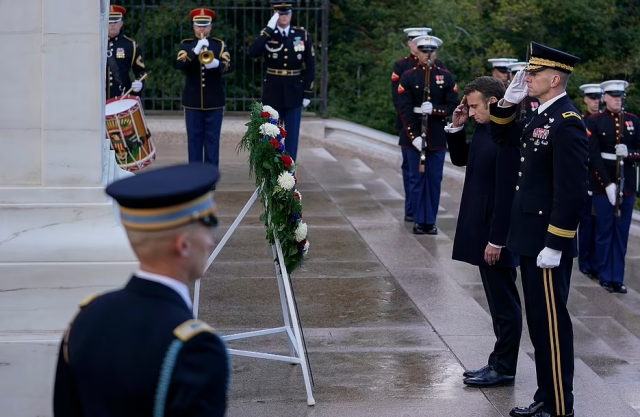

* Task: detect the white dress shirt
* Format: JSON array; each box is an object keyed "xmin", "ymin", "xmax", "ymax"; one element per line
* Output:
[
  {"xmin": 135, "ymin": 270, "xmax": 193, "ymax": 310},
  {"xmin": 277, "ymin": 25, "xmax": 290, "ymax": 37}
]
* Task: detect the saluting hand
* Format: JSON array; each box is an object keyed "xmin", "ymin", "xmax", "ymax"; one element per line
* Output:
[
  {"xmin": 452, "ymin": 96, "xmax": 468, "ymax": 128},
  {"xmin": 504, "ymin": 69, "xmax": 528, "ymax": 106},
  {"xmin": 267, "ymin": 12, "xmax": 279, "ymax": 30}
]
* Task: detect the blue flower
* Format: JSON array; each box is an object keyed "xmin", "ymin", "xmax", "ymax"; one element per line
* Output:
[
  {"xmin": 290, "ymin": 213, "xmax": 301, "ymax": 223},
  {"xmin": 269, "ymin": 118, "xmax": 278, "ymax": 125}
]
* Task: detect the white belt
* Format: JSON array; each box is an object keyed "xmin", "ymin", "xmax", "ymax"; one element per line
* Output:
[
  {"xmin": 413, "ymin": 107, "xmax": 423, "ymax": 114},
  {"xmin": 600, "ymin": 152, "xmax": 616, "ymax": 161}
]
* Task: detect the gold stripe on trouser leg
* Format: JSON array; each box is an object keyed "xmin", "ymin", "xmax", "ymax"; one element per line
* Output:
[
  {"xmin": 543, "ymin": 268, "xmax": 561, "ymax": 416},
  {"xmin": 548, "ymin": 269, "xmax": 566, "ymax": 415}
]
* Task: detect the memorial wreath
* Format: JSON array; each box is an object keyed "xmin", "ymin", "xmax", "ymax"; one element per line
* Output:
[{"xmin": 237, "ymin": 103, "xmax": 309, "ymax": 273}]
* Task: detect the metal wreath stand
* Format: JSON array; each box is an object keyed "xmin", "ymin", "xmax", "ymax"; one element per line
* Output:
[{"xmin": 192, "ymin": 186, "xmax": 316, "ymax": 406}]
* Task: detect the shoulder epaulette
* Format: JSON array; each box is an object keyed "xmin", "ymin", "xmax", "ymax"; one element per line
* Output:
[
  {"xmin": 293, "ymin": 26, "xmax": 306, "ymax": 31},
  {"xmin": 181, "ymin": 38, "xmax": 194, "ymax": 44},
  {"xmin": 123, "ymin": 35, "xmax": 137, "ymax": 44},
  {"xmin": 174, "ymin": 319, "xmax": 215, "ymax": 342},
  {"xmin": 79, "ymin": 291, "xmax": 108, "ymax": 308},
  {"xmin": 626, "ymin": 111, "xmax": 638, "ymax": 118},
  {"xmin": 210, "ymin": 37, "xmax": 224, "ymax": 44},
  {"xmin": 562, "ymin": 111, "xmax": 582, "ymax": 120}
]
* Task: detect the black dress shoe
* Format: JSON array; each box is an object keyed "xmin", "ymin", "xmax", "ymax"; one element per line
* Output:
[
  {"xmin": 613, "ymin": 282, "xmax": 628, "ymax": 293},
  {"xmin": 601, "ymin": 281, "xmax": 615, "ymax": 293},
  {"xmin": 463, "ymin": 364, "xmax": 490, "ymax": 378},
  {"xmin": 413, "ymin": 223, "xmax": 425, "ymax": 235},
  {"xmin": 510, "ymin": 401, "xmax": 544, "ymax": 417},
  {"xmin": 463, "ymin": 367, "xmax": 514, "ymax": 388},
  {"xmin": 423, "ymin": 224, "xmax": 438, "ymax": 235},
  {"xmin": 581, "ymin": 269, "xmax": 599, "ymax": 281},
  {"xmin": 404, "ymin": 214, "xmax": 414, "ymax": 222},
  {"xmin": 531, "ymin": 411, "xmax": 574, "ymax": 417}
]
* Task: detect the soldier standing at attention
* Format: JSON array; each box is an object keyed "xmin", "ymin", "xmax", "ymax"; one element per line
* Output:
[
  {"xmin": 106, "ymin": 5, "xmax": 146, "ymax": 100},
  {"xmin": 53, "ymin": 164, "xmax": 229, "ymax": 417},
  {"xmin": 249, "ymin": 0, "xmax": 316, "ymax": 162},
  {"xmin": 488, "ymin": 57, "xmax": 518, "ymax": 87},
  {"xmin": 392, "ymin": 27, "xmax": 432, "ymax": 223},
  {"xmin": 396, "ymin": 35, "xmax": 458, "ymax": 235},
  {"xmin": 586, "ymin": 80, "xmax": 640, "ymax": 294},
  {"xmin": 489, "ymin": 42, "xmax": 587, "ymax": 417},
  {"xmin": 576, "ymin": 83, "xmax": 602, "ymax": 281},
  {"xmin": 176, "ymin": 8, "xmax": 233, "ymax": 178}
]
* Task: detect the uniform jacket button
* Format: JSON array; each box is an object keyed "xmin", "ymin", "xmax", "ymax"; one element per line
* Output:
[
  {"xmin": 538, "ymin": 211, "xmax": 543, "ymax": 215},
  {"xmin": 521, "ymin": 157, "xmax": 525, "ymax": 162},
  {"xmin": 515, "ymin": 186, "xmax": 519, "ymax": 190},
  {"xmin": 518, "ymin": 172, "xmax": 522, "ymax": 177}
]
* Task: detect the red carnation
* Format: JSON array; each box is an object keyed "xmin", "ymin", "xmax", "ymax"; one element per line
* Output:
[
  {"xmin": 298, "ymin": 239, "xmax": 307, "ymax": 248},
  {"xmin": 293, "ymin": 190, "xmax": 301, "ymax": 200},
  {"xmin": 294, "ymin": 176, "xmax": 298, "ymax": 184},
  {"xmin": 260, "ymin": 111, "xmax": 270, "ymax": 118},
  {"xmin": 269, "ymin": 138, "xmax": 280, "ymax": 149},
  {"xmin": 282, "ymin": 155, "xmax": 294, "ymax": 168},
  {"xmin": 279, "ymin": 127, "xmax": 287, "ymax": 138}
]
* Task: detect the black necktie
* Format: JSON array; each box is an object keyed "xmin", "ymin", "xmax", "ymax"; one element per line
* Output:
[{"xmin": 281, "ymin": 30, "xmax": 286, "ymax": 38}]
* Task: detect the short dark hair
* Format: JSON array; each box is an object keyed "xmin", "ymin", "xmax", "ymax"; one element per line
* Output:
[{"xmin": 463, "ymin": 76, "xmax": 506, "ymax": 102}]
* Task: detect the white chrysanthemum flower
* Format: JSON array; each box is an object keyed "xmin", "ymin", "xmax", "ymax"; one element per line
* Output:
[
  {"xmin": 277, "ymin": 171, "xmax": 296, "ymax": 190},
  {"xmin": 303, "ymin": 240, "xmax": 310, "ymax": 256},
  {"xmin": 294, "ymin": 221, "xmax": 308, "ymax": 242},
  {"xmin": 262, "ymin": 105, "xmax": 279, "ymax": 120},
  {"xmin": 259, "ymin": 123, "xmax": 280, "ymax": 138}
]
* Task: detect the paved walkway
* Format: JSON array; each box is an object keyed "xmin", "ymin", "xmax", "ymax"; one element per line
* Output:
[{"xmin": 155, "ymin": 124, "xmax": 640, "ymax": 416}]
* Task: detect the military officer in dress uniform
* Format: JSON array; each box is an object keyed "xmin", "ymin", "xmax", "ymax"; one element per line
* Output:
[
  {"xmin": 445, "ymin": 76, "xmax": 522, "ymax": 388},
  {"xmin": 489, "ymin": 42, "xmax": 587, "ymax": 417},
  {"xmin": 249, "ymin": 1, "xmax": 316, "ymax": 162},
  {"xmin": 397, "ymin": 35, "xmax": 458, "ymax": 235},
  {"xmin": 586, "ymin": 80, "xmax": 640, "ymax": 294},
  {"xmin": 53, "ymin": 164, "xmax": 229, "ymax": 417},
  {"xmin": 392, "ymin": 27, "xmax": 432, "ymax": 223},
  {"xmin": 106, "ymin": 5, "xmax": 147, "ymax": 100},
  {"xmin": 508, "ymin": 61, "xmax": 540, "ymax": 119},
  {"xmin": 489, "ymin": 58, "xmax": 518, "ymax": 87},
  {"xmin": 176, "ymin": 8, "xmax": 233, "ymax": 176},
  {"xmin": 577, "ymin": 83, "xmax": 602, "ymax": 280}
]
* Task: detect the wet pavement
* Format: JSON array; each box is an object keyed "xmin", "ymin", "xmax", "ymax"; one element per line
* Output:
[{"xmin": 153, "ymin": 126, "xmax": 640, "ymax": 417}]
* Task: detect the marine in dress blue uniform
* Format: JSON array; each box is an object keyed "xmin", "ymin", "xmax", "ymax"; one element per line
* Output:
[
  {"xmin": 489, "ymin": 57, "xmax": 518, "ymax": 87},
  {"xmin": 577, "ymin": 83, "xmax": 602, "ymax": 280},
  {"xmin": 490, "ymin": 42, "xmax": 587, "ymax": 417},
  {"xmin": 445, "ymin": 76, "xmax": 522, "ymax": 388},
  {"xmin": 249, "ymin": 1, "xmax": 316, "ymax": 162},
  {"xmin": 106, "ymin": 6, "xmax": 147, "ymax": 100},
  {"xmin": 53, "ymin": 164, "xmax": 229, "ymax": 417},
  {"xmin": 176, "ymin": 8, "xmax": 234, "ymax": 175},
  {"xmin": 397, "ymin": 35, "xmax": 458, "ymax": 235},
  {"xmin": 392, "ymin": 28, "xmax": 430, "ymax": 223},
  {"xmin": 586, "ymin": 80, "xmax": 640, "ymax": 294},
  {"xmin": 507, "ymin": 61, "xmax": 540, "ymax": 120}
]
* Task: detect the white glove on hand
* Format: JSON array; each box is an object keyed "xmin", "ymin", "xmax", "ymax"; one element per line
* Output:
[
  {"xmin": 193, "ymin": 39, "xmax": 209, "ymax": 55},
  {"xmin": 412, "ymin": 137, "xmax": 423, "ymax": 151},
  {"xmin": 267, "ymin": 12, "xmax": 279, "ymax": 29},
  {"xmin": 131, "ymin": 80, "xmax": 143, "ymax": 93},
  {"xmin": 605, "ymin": 183, "xmax": 617, "ymax": 206},
  {"xmin": 616, "ymin": 143, "xmax": 629, "ymax": 157},
  {"xmin": 302, "ymin": 98, "xmax": 311, "ymax": 108},
  {"xmin": 537, "ymin": 247, "xmax": 562, "ymax": 269},
  {"xmin": 504, "ymin": 69, "xmax": 529, "ymax": 105},
  {"xmin": 205, "ymin": 59, "xmax": 220, "ymax": 69},
  {"xmin": 421, "ymin": 101, "xmax": 433, "ymax": 115}
]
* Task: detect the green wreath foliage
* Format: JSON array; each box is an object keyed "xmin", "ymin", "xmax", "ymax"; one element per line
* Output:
[{"xmin": 237, "ymin": 102, "xmax": 309, "ymax": 273}]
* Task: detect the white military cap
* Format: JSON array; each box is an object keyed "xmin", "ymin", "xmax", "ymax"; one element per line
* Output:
[
  {"xmin": 488, "ymin": 58, "xmax": 518, "ymax": 72},
  {"xmin": 600, "ymin": 80, "xmax": 629, "ymax": 96},
  {"xmin": 579, "ymin": 84, "xmax": 602, "ymax": 95},
  {"xmin": 507, "ymin": 61, "xmax": 527, "ymax": 73},
  {"xmin": 403, "ymin": 27, "xmax": 432, "ymax": 38},
  {"xmin": 413, "ymin": 35, "xmax": 443, "ymax": 50}
]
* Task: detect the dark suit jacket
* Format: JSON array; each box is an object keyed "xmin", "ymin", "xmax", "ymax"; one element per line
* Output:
[
  {"xmin": 489, "ymin": 95, "xmax": 589, "ymax": 258},
  {"xmin": 446, "ymin": 123, "xmax": 520, "ymax": 268},
  {"xmin": 53, "ymin": 276, "xmax": 229, "ymax": 417}
]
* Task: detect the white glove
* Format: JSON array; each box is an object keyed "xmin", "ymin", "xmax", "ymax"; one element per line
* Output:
[
  {"xmin": 205, "ymin": 59, "xmax": 220, "ymax": 69},
  {"xmin": 267, "ymin": 12, "xmax": 279, "ymax": 29},
  {"xmin": 131, "ymin": 80, "xmax": 143, "ymax": 93},
  {"xmin": 193, "ymin": 39, "xmax": 209, "ymax": 55},
  {"xmin": 412, "ymin": 137, "xmax": 423, "ymax": 151},
  {"xmin": 504, "ymin": 69, "xmax": 529, "ymax": 105},
  {"xmin": 616, "ymin": 143, "xmax": 629, "ymax": 157},
  {"xmin": 605, "ymin": 183, "xmax": 617, "ymax": 206},
  {"xmin": 421, "ymin": 101, "xmax": 433, "ymax": 115},
  {"xmin": 302, "ymin": 98, "xmax": 311, "ymax": 108},
  {"xmin": 537, "ymin": 247, "xmax": 562, "ymax": 269}
]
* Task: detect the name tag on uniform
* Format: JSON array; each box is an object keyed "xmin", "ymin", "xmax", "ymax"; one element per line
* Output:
[
  {"xmin": 532, "ymin": 128, "xmax": 549, "ymax": 140},
  {"xmin": 116, "ymin": 48, "xmax": 125, "ymax": 59}
]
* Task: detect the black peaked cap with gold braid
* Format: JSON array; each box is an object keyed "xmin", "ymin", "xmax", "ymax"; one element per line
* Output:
[{"xmin": 525, "ymin": 42, "xmax": 580, "ymax": 74}]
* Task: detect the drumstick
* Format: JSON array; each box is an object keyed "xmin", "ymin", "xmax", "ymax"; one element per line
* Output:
[{"xmin": 119, "ymin": 72, "xmax": 150, "ymax": 100}]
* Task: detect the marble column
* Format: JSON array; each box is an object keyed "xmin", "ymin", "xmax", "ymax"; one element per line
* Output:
[{"xmin": 0, "ymin": 0, "xmax": 137, "ymax": 337}]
